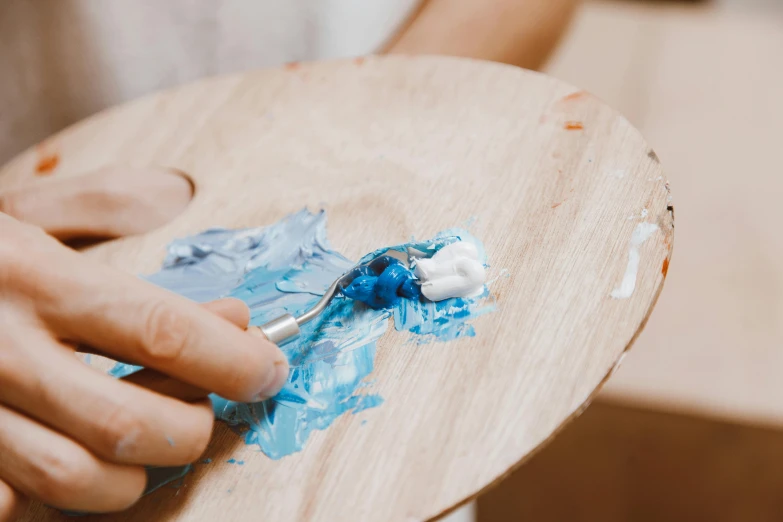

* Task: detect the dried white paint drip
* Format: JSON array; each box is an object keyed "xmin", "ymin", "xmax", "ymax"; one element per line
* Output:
[
  {"xmin": 610, "ymin": 222, "xmax": 659, "ymax": 299},
  {"xmin": 415, "ymin": 241, "xmax": 486, "ymax": 301}
]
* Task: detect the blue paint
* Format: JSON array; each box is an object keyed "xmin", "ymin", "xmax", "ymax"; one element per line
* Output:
[
  {"xmin": 109, "ymin": 363, "xmax": 140, "ymax": 378},
  {"xmin": 109, "ymin": 209, "xmax": 494, "ymax": 473},
  {"xmin": 202, "ymin": 458, "xmax": 212, "ymax": 464},
  {"xmin": 341, "ymin": 256, "xmax": 420, "ymax": 309}
]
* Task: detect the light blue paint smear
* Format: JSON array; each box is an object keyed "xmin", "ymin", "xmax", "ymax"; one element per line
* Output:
[{"xmin": 110, "ymin": 209, "xmax": 493, "ymax": 472}]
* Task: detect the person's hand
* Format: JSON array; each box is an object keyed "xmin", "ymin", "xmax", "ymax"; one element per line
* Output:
[{"xmin": 0, "ymin": 170, "xmax": 289, "ymax": 518}]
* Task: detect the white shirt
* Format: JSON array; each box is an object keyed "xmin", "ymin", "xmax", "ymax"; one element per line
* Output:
[{"xmin": 0, "ymin": 0, "xmax": 420, "ymax": 164}]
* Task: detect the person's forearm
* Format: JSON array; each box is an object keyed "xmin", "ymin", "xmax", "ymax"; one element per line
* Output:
[{"xmin": 384, "ymin": 0, "xmax": 580, "ymax": 71}]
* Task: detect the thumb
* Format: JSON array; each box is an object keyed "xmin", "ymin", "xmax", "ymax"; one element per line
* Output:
[{"xmin": 0, "ymin": 166, "xmax": 193, "ymax": 241}]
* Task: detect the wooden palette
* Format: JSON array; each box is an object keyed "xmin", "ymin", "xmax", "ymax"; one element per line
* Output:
[{"xmin": 0, "ymin": 56, "xmax": 673, "ymax": 522}]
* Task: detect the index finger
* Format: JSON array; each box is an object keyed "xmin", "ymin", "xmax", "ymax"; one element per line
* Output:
[{"xmin": 37, "ymin": 248, "xmax": 289, "ymax": 403}]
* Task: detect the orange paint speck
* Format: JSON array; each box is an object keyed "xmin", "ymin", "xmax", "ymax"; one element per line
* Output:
[
  {"xmin": 551, "ymin": 202, "xmax": 563, "ymax": 209},
  {"xmin": 285, "ymin": 61, "xmax": 300, "ymax": 71},
  {"xmin": 564, "ymin": 121, "xmax": 584, "ymax": 131},
  {"xmin": 354, "ymin": 56, "xmax": 366, "ymax": 66},
  {"xmin": 662, "ymin": 258, "xmax": 670, "ymax": 277},
  {"xmin": 562, "ymin": 91, "xmax": 588, "ymax": 103},
  {"xmin": 35, "ymin": 153, "xmax": 60, "ymax": 175}
]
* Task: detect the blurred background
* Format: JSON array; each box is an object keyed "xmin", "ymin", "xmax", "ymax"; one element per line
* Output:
[{"xmin": 477, "ymin": 0, "xmax": 783, "ymax": 520}]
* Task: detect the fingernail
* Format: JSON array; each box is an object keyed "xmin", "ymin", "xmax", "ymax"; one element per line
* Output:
[{"xmin": 253, "ymin": 355, "xmax": 289, "ymax": 402}]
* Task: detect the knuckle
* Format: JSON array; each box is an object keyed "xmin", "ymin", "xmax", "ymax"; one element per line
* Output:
[
  {"xmin": 0, "ymin": 330, "xmax": 33, "ymax": 389},
  {"xmin": 98, "ymin": 402, "xmax": 146, "ymax": 460},
  {"xmin": 0, "ymin": 220, "xmax": 50, "ymax": 289},
  {"xmin": 30, "ymin": 450, "xmax": 93, "ymax": 507},
  {"xmin": 0, "ymin": 348, "xmax": 20, "ymax": 388},
  {"xmin": 141, "ymin": 301, "xmax": 190, "ymax": 362},
  {"xmin": 0, "ymin": 193, "xmax": 20, "ymax": 219}
]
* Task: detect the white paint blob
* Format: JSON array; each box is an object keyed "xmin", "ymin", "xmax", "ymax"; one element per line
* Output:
[
  {"xmin": 414, "ymin": 241, "xmax": 486, "ymax": 301},
  {"xmin": 610, "ymin": 222, "xmax": 659, "ymax": 299}
]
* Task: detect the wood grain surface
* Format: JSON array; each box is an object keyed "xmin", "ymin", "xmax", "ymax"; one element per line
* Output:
[
  {"xmin": 0, "ymin": 56, "xmax": 673, "ymax": 522},
  {"xmin": 546, "ymin": 0, "xmax": 783, "ymax": 428}
]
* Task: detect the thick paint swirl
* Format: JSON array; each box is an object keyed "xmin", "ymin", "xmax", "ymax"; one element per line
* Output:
[{"xmin": 107, "ymin": 209, "xmax": 494, "ymax": 495}]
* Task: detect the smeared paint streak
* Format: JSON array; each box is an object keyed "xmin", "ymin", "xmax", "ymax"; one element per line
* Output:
[
  {"xmin": 551, "ymin": 202, "xmax": 563, "ymax": 209},
  {"xmin": 35, "ymin": 153, "xmax": 59, "ymax": 175},
  {"xmin": 610, "ymin": 222, "xmax": 660, "ymax": 299},
  {"xmin": 662, "ymin": 258, "xmax": 670, "ymax": 277},
  {"xmin": 564, "ymin": 121, "xmax": 584, "ymax": 131},
  {"xmin": 111, "ymin": 210, "xmax": 494, "ymax": 469},
  {"xmin": 202, "ymin": 458, "xmax": 212, "ymax": 464},
  {"xmin": 147, "ymin": 465, "xmax": 191, "ymax": 494},
  {"xmin": 463, "ymin": 216, "xmax": 478, "ymax": 228},
  {"xmin": 166, "ymin": 436, "xmax": 175, "ymax": 447},
  {"xmin": 227, "ymin": 458, "xmax": 244, "ymax": 465},
  {"xmin": 648, "ymin": 149, "xmax": 660, "ymax": 163},
  {"xmin": 285, "ymin": 61, "xmax": 300, "ymax": 70},
  {"xmin": 109, "ymin": 364, "xmax": 138, "ymax": 378},
  {"xmin": 354, "ymin": 56, "xmax": 366, "ymax": 66}
]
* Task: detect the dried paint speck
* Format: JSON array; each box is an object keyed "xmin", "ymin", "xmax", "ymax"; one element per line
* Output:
[
  {"xmin": 564, "ymin": 121, "xmax": 584, "ymax": 131},
  {"xmin": 610, "ymin": 222, "xmax": 660, "ymax": 299},
  {"xmin": 35, "ymin": 153, "xmax": 59, "ymax": 175},
  {"xmin": 561, "ymin": 91, "xmax": 588, "ymax": 102}
]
